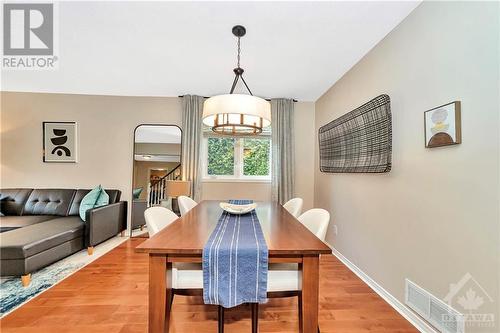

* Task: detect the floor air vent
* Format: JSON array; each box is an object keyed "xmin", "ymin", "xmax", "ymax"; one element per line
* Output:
[{"xmin": 405, "ymin": 279, "xmax": 465, "ymax": 333}]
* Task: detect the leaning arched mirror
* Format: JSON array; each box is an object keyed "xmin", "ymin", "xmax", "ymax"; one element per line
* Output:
[{"xmin": 131, "ymin": 125, "xmax": 182, "ymax": 237}]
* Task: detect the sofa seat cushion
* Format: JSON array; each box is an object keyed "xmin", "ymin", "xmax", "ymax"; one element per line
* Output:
[
  {"xmin": 0, "ymin": 215, "xmax": 56, "ymax": 228},
  {"xmin": 0, "ymin": 217, "xmax": 84, "ymax": 259}
]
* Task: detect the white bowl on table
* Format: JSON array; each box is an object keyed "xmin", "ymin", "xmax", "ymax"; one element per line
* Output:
[{"xmin": 219, "ymin": 202, "xmax": 257, "ymax": 215}]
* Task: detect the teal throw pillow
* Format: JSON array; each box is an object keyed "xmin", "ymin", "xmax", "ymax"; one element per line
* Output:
[
  {"xmin": 79, "ymin": 185, "xmax": 110, "ymax": 221},
  {"xmin": 95, "ymin": 187, "xmax": 109, "ymax": 207},
  {"xmin": 132, "ymin": 187, "xmax": 143, "ymax": 199}
]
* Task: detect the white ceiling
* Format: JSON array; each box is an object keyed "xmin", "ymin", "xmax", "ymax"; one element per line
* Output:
[
  {"xmin": 1, "ymin": 1, "xmax": 420, "ymax": 101},
  {"xmin": 135, "ymin": 125, "xmax": 181, "ymax": 143}
]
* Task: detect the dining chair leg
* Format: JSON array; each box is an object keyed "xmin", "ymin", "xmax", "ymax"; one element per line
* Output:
[
  {"xmin": 251, "ymin": 303, "xmax": 259, "ymax": 333},
  {"xmin": 168, "ymin": 292, "xmax": 174, "ymax": 309},
  {"xmin": 298, "ymin": 293, "xmax": 303, "ymax": 330},
  {"xmin": 218, "ymin": 306, "xmax": 224, "ymax": 333},
  {"xmin": 164, "ymin": 292, "xmax": 174, "ymax": 324}
]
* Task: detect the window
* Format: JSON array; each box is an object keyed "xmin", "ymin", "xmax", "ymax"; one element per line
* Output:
[
  {"xmin": 203, "ymin": 136, "xmax": 271, "ymax": 181},
  {"xmin": 242, "ymin": 138, "xmax": 270, "ymax": 176},
  {"xmin": 207, "ymin": 137, "xmax": 235, "ymax": 176}
]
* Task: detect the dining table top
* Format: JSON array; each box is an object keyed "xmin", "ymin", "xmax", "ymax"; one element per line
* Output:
[{"xmin": 135, "ymin": 200, "xmax": 331, "ymax": 256}]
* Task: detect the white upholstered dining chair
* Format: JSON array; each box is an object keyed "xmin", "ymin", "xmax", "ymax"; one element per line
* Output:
[
  {"xmin": 283, "ymin": 197, "xmax": 304, "ymax": 218},
  {"xmin": 178, "ymin": 195, "xmax": 198, "ymax": 216},
  {"xmin": 144, "ymin": 206, "xmax": 178, "ymax": 236},
  {"xmin": 258, "ymin": 208, "xmax": 331, "ymax": 332},
  {"xmin": 297, "ymin": 208, "xmax": 330, "ymax": 241},
  {"xmin": 221, "ymin": 208, "xmax": 331, "ymax": 333},
  {"xmin": 143, "ymin": 206, "xmax": 225, "ymax": 332}
]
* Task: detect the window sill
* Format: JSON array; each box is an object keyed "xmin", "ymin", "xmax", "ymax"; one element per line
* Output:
[{"xmin": 202, "ymin": 178, "xmax": 271, "ymax": 184}]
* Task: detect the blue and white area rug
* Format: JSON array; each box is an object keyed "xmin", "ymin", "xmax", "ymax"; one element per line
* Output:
[
  {"xmin": 0, "ymin": 262, "xmax": 84, "ymax": 315},
  {"xmin": 0, "ymin": 236, "xmax": 127, "ymax": 317}
]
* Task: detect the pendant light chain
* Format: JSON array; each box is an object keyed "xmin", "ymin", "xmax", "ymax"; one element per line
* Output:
[
  {"xmin": 231, "ymin": 34, "xmax": 253, "ymax": 96},
  {"xmin": 230, "ymin": 35, "xmax": 245, "ymax": 94},
  {"xmin": 237, "ymin": 36, "xmax": 241, "ymax": 68}
]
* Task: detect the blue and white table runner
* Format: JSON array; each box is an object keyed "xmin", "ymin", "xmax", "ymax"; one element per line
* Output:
[{"xmin": 203, "ymin": 200, "xmax": 268, "ymax": 308}]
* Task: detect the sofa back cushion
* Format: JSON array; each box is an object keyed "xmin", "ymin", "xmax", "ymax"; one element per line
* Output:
[
  {"xmin": 107, "ymin": 190, "xmax": 121, "ymax": 204},
  {"xmin": 0, "ymin": 189, "xmax": 33, "ymax": 216},
  {"xmin": 68, "ymin": 190, "xmax": 89, "ymax": 216},
  {"xmin": 23, "ymin": 189, "xmax": 76, "ymax": 216},
  {"xmin": 68, "ymin": 189, "xmax": 121, "ymax": 216}
]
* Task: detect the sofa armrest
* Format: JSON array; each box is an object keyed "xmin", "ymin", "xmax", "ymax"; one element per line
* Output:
[{"xmin": 85, "ymin": 201, "xmax": 127, "ymax": 247}]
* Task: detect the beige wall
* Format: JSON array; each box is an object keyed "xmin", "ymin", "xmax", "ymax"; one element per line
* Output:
[
  {"xmin": 0, "ymin": 92, "xmax": 182, "ymax": 229},
  {"xmin": 314, "ymin": 1, "xmax": 499, "ymax": 328},
  {"xmin": 294, "ymin": 102, "xmax": 315, "ymax": 210},
  {"xmin": 0, "ymin": 92, "xmax": 315, "ymax": 224},
  {"xmin": 201, "ymin": 182, "xmax": 272, "ymax": 202}
]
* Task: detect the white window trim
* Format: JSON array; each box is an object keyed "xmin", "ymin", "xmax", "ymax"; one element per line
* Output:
[{"xmin": 201, "ymin": 134, "xmax": 272, "ymax": 182}]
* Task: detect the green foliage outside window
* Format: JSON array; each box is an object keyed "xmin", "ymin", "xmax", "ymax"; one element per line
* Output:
[
  {"xmin": 243, "ymin": 138, "xmax": 270, "ymax": 176},
  {"xmin": 207, "ymin": 137, "xmax": 234, "ymax": 175},
  {"xmin": 206, "ymin": 137, "xmax": 270, "ymax": 177}
]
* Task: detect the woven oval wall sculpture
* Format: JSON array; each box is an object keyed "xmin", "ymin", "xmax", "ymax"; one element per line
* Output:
[{"xmin": 319, "ymin": 94, "xmax": 392, "ymax": 173}]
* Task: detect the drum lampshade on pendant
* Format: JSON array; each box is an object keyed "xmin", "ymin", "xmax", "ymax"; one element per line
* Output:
[{"xmin": 203, "ymin": 25, "xmax": 271, "ymax": 136}]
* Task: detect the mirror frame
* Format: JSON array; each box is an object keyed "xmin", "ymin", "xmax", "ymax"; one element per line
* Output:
[{"xmin": 131, "ymin": 124, "xmax": 182, "ymax": 237}]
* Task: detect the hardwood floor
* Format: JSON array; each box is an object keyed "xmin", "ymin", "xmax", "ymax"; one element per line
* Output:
[{"xmin": 0, "ymin": 239, "xmax": 418, "ymax": 333}]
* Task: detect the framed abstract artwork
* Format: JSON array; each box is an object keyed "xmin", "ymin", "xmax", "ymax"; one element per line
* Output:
[
  {"xmin": 43, "ymin": 122, "xmax": 78, "ymax": 162},
  {"xmin": 318, "ymin": 94, "xmax": 392, "ymax": 173},
  {"xmin": 424, "ymin": 101, "xmax": 461, "ymax": 148}
]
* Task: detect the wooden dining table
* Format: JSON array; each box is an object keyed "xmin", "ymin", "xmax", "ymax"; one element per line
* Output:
[{"xmin": 135, "ymin": 200, "xmax": 331, "ymax": 333}]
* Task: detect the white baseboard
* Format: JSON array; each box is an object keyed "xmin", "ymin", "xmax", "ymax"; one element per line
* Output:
[{"xmin": 328, "ymin": 245, "xmax": 438, "ymax": 333}]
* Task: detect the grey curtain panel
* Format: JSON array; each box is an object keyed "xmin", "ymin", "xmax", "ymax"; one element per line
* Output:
[
  {"xmin": 271, "ymin": 98, "xmax": 295, "ymax": 204},
  {"xmin": 181, "ymin": 95, "xmax": 204, "ymax": 202}
]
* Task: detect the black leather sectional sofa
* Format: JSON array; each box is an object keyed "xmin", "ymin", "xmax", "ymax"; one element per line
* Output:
[{"xmin": 0, "ymin": 188, "xmax": 127, "ymax": 286}]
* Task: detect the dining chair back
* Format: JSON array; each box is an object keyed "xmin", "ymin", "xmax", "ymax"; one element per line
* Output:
[
  {"xmin": 283, "ymin": 198, "xmax": 303, "ymax": 218},
  {"xmin": 178, "ymin": 196, "xmax": 198, "ymax": 216},
  {"xmin": 144, "ymin": 206, "xmax": 178, "ymax": 237},
  {"xmin": 297, "ymin": 208, "xmax": 330, "ymax": 241}
]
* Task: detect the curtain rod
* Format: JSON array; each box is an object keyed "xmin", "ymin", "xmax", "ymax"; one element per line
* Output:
[{"xmin": 178, "ymin": 95, "xmax": 298, "ymax": 103}]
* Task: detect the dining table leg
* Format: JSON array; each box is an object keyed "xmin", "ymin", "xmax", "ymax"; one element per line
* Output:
[
  {"xmin": 149, "ymin": 254, "xmax": 172, "ymax": 333},
  {"xmin": 300, "ymin": 255, "xmax": 320, "ymax": 333}
]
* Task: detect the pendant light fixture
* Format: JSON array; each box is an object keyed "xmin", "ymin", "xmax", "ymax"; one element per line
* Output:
[{"xmin": 202, "ymin": 25, "xmax": 271, "ymax": 136}]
